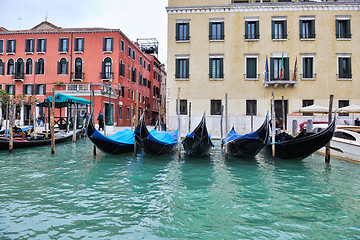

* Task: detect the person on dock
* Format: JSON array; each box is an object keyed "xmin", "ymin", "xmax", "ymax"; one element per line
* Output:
[
  {"xmin": 355, "ymin": 118, "xmax": 360, "ymax": 126},
  {"xmin": 97, "ymin": 111, "xmax": 104, "ymax": 131}
]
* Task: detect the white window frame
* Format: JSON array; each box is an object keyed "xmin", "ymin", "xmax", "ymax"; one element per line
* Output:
[
  {"xmin": 245, "ymin": 54, "xmax": 259, "ymax": 80},
  {"xmin": 301, "ymin": 53, "xmax": 315, "ymax": 80},
  {"xmin": 337, "ymin": 53, "xmax": 352, "ymax": 80}
]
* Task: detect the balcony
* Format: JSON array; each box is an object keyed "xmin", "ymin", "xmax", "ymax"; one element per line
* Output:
[
  {"xmin": 263, "ymin": 79, "xmax": 298, "ymax": 88},
  {"xmin": 100, "ymin": 72, "xmax": 114, "ymax": 82},
  {"xmin": 71, "ymin": 72, "xmax": 85, "ymax": 82},
  {"xmin": 12, "ymin": 72, "xmax": 25, "ymax": 82},
  {"xmin": 65, "ymin": 84, "xmax": 90, "ymax": 92}
]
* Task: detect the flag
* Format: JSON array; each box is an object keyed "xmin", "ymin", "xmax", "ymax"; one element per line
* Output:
[
  {"xmin": 280, "ymin": 53, "xmax": 284, "ymax": 81},
  {"xmin": 264, "ymin": 55, "xmax": 269, "ymax": 81},
  {"xmin": 292, "ymin": 57, "xmax": 298, "ymax": 81}
]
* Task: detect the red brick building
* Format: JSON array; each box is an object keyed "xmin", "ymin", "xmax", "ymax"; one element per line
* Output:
[{"xmin": 0, "ymin": 21, "xmax": 163, "ymax": 126}]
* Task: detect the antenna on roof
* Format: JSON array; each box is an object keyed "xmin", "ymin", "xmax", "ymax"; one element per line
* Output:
[
  {"xmin": 45, "ymin": 11, "xmax": 48, "ymax": 21},
  {"xmin": 17, "ymin": 17, "xmax": 22, "ymax": 30}
]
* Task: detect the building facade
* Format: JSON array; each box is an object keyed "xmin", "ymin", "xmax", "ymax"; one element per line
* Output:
[
  {"xmin": 166, "ymin": 0, "xmax": 360, "ymax": 136},
  {"xmin": 0, "ymin": 21, "xmax": 164, "ymax": 127}
]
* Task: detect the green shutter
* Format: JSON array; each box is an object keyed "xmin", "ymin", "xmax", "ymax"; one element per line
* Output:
[
  {"xmin": 35, "ymin": 62, "xmax": 38, "ymax": 75},
  {"xmin": 284, "ymin": 57, "xmax": 289, "ymax": 80},
  {"xmin": 176, "ymin": 23, "xmax": 179, "ymax": 40},
  {"xmin": 336, "ymin": 20, "xmax": 339, "ymax": 38},
  {"xmin": 186, "ymin": 59, "xmax": 189, "ymax": 78},
  {"xmin": 0, "ymin": 62, "xmax": 3, "ymax": 75},
  {"xmin": 59, "ymin": 39, "xmax": 61, "ymax": 52},
  {"xmin": 255, "ymin": 21, "xmax": 259, "ymax": 39},
  {"xmin": 14, "ymin": 40, "xmax": 16, "ymax": 53},
  {"xmin": 31, "ymin": 84, "xmax": 34, "ymax": 95},
  {"xmin": 44, "ymin": 39, "xmax": 47, "ymax": 52},
  {"xmin": 111, "ymin": 37, "xmax": 113, "ymax": 51},
  {"xmin": 308, "ymin": 58, "xmax": 313, "ymax": 77},
  {"xmin": 270, "ymin": 57, "xmax": 274, "ymax": 81},
  {"xmin": 43, "ymin": 84, "xmax": 46, "ymax": 95},
  {"xmin": 209, "ymin": 58, "xmax": 212, "ymax": 78},
  {"xmin": 221, "ymin": 22, "xmax": 224, "ymax": 39},
  {"xmin": 209, "ymin": 22, "xmax": 212, "ymax": 40},
  {"xmin": 37, "ymin": 39, "xmax": 40, "ymax": 52},
  {"xmin": 245, "ymin": 21, "xmax": 248, "ymax": 39},
  {"xmin": 302, "ymin": 57, "xmax": 305, "ymax": 77},
  {"xmin": 66, "ymin": 38, "xmax": 69, "ymax": 51},
  {"xmin": 346, "ymin": 20, "xmax": 351, "ymax": 38},
  {"xmin": 175, "ymin": 59, "xmax": 179, "ymax": 78},
  {"xmin": 23, "ymin": 84, "xmax": 26, "ymax": 94},
  {"xmin": 65, "ymin": 61, "xmax": 68, "ymax": 74},
  {"xmin": 348, "ymin": 57, "xmax": 352, "ymax": 77},
  {"xmin": 81, "ymin": 38, "xmax": 84, "ymax": 51},
  {"xmin": 186, "ymin": 23, "xmax": 189, "ymax": 40},
  {"xmin": 220, "ymin": 58, "xmax": 224, "ymax": 78},
  {"xmin": 283, "ymin": 20, "xmax": 287, "ymax": 39},
  {"xmin": 102, "ymin": 61, "xmax": 105, "ymax": 75},
  {"xmin": 271, "ymin": 21, "xmax": 275, "ymax": 39},
  {"xmin": 299, "ymin": 20, "xmax": 303, "ymax": 39},
  {"xmin": 311, "ymin": 20, "xmax": 315, "ymax": 38},
  {"xmin": 103, "ymin": 38, "xmax": 106, "ymax": 51},
  {"xmin": 57, "ymin": 61, "xmax": 60, "ymax": 74}
]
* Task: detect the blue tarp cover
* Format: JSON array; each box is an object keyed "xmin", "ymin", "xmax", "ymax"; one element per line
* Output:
[
  {"xmin": 226, "ymin": 128, "xmax": 259, "ymax": 143},
  {"xmin": 186, "ymin": 131, "xmax": 215, "ymax": 146},
  {"xmin": 92, "ymin": 128, "xmax": 134, "ymax": 146},
  {"xmin": 148, "ymin": 129, "xmax": 178, "ymax": 145}
]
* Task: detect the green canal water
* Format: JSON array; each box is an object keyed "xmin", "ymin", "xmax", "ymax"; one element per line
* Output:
[{"xmin": 0, "ymin": 138, "xmax": 359, "ymax": 239}]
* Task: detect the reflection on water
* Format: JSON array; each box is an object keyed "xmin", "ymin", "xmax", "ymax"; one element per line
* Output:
[{"xmin": 0, "ymin": 139, "xmax": 359, "ymax": 239}]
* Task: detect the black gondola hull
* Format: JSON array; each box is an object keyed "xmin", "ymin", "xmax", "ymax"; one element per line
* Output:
[
  {"xmin": 142, "ymin": 139, "xmax": 176, "ymax": 156},
  {"xmin": 182, "ymin": 137, "xmax": 213, "ymax": 157}
]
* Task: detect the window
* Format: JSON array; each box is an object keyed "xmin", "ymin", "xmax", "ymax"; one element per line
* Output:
[
  {"xmin": 25, "ymin": 59, "xmax": 33, "ymax": 75},
  {"xmin": 179, "ymin": 99, "xmax": 187, "ymax": 115},
  {"xmin": 119, "ymin": 86, "xmax": 125, "ymax": 97},
  {"xmin": 132, "ymin": 50, "xmax": 135, "ymax": 61},
  {"xmin": 143, "ymin": 61, "xmax": 146, "ymax": 69},
  {"xmin": 35, "ymin": 58, "xmax": 45, "ymax": 75},
  {"xmin": 302, "ymin": 57, "xmax": 314, "ymax": 79},
  {"xmin": 7, "ymin": 59, "xmax": 14, "ymax": 75},
  {"xmin": 57, "ymin": 58, "xmax": 68, "ymax": 74},
  {"xmin": 336, "ymin": 18, "xmax": 351, "ymax": 39},
  {"xmin": 0, "ymin": 39, "xmax": 3, "ymax": 54},
  {"xmin": 102, "ymin": 57, "xmax": 112, "ymax": 79},
  {"xmin": 5, "ymin": 84, "xmax": 15, "ymax": 95},
  {"xmin": 131, "ymin": 68, "xmax": 136, "ymax": 82},
  {"xmin": 139, "ymin": 73, "xmax": 142, "ymax": 86},
  {"xmin": 131, "ymin": 90, "xmax": 134, "ymax": 100},
  {"xmin": 128, "ymin": 46, "xmax": 132, "ymax": 58},
  {"xmin": 175, "ymin": 58, "xmax": 189, "ymax": 79},
  {"xmin": 300, "ymin": 19, "xmax": 315, "ymax": 39},
  {"xmin": 245, "ymin": 57, "xmax": 257, "ymax": 79},
  {"xmin": 127, "ymin": 107, "xmax": 130, "ymax": 120},
  {"xmin": 119, "ymin": 106, "xmax": 123, "ymax": 119},
  {"xmin": 23, "ymin": 84, "xmax": 34, "ymax": 95},
  {"xmin": 25, "ymin": 39, "xmax": 35, "ymax": 53},
  {"xmin": 0, "ymin": 59, "xmax": 4, "ymax": 75},
  {"xmin": 176, "ymin": 22, "xmax": 190, "ymax": 41},
  {"xmin": 211, "ymin": 100, "xmax": 222, "ymax": 115},
  {"xmin": 246, "ymin": 100, "xmax": 257, "ymax": 116},
  {"xmin": 209, "ymin": 21, "xmax": 224, "ymax": 40},
  {"xmin": 35, "ymin": 84, "xmax": 46, "ymax": 95},
  {"xmin": 270, "ymin": 57, "xmax": 289, "ymax": 80},
  {"xmin": 103, "ymin": 37, "xmax": 113, "ymax": 52},
  {"xmin": 139, "ymin": 56, "xmax": 142, "ymax": 66},
  {"xmin": 338, "ymin": 57, "xmax": 351, "ymax": 79},
  {"xmin": 120, "ymin": 39, "xmax": 125, "ymax": 52},
  {"xmin": 37, "ymin": 39, "xmax": 46, "ymax": 53},
  {"xmin": 15, "ymin": 59, "xmax": 24, "ymax": 79},
  {"xmin": 302, "ymin": 100, "xmax": 314, "ymax": 116},
  {"xmin": 7, "ymin": 39, "xmax": 16, "ymax": 54},
  {"xmin": 245, "ymin": 21, "xmax": 259, "ymax": 40},
  {"xmin": 209, "ymin": 57, "xmax": 223, "ymax": 79},
  {"xmin": 59, "ymin": 38, "xmax": 69, "ymax": 52},
  {"xmin": 74, "ymin": 58, "xmax": 83, "ymax": 79},
  {"xmin": 272, "ymin": 19, "xmax": 287, "ymax": 40},
  {"xmin": 127, "ymin": 89, "xmax": 130, "ymax": 99},
  {"xmin": 339, "ymin": 100, "xmax": 349, "ymax": 116},
  {"xmin": 74, "ymin": 38, "xmax": 84, "ymax": 52},
  {"xmin": 119, "ymin": 60, "xmax": 125, "ymax": 77},
  {"xmin": 148, "ymin": 63, "xmax": 150, "ymax": 72}
]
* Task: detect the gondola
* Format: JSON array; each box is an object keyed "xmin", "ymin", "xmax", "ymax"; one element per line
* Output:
[
  {"xmin": 182, "ymin": 113, "xmax": 214, "ymax": 157},
  {"xmin": 135, "ymin": 113, "xmax": 178, "ymax": 156},
  {"xmin": 225, "ymin": 113, "xmax": 269, "ymax": 158},
  {"xmin": 86, "ymin": 113, "xmax": 134, "ymax": 154},
  {"xmin": 266, "ymin": 117, "xmax": 336, "ymax": 159},
  {"xmin": 0, "ymin": 128, "xmax": 84, "ymax": 151}
]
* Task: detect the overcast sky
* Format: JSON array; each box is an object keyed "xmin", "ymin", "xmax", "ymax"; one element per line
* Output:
[{"xmin": 0, "ymin": 0, "xmax": 168, "ymax": 63}]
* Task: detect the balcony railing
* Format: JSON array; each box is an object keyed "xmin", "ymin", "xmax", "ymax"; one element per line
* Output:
[
  {"xmin": 337, "ymin": 73, "xmax": 352, "ymax": 79},
  {"xmin": 300, "ymin": 33, "xmax": 316, "ymax": 39},
  {"xmin": 209, "ymin": 73, "xmax": 224, "ymax": 79},
  {"xmin": 71, "ymin": 72, "xmax": 85, "ymax": 81},
  {"xmin": 245, "ymin": 34, "xmax": 260, "ymax": 40},
  {"xmin": 12, "ymin": 72, "xmax": 25, "ymax": 82},
  {"xmin": 100, "ymin": 72, "xmax": 114, "ymax": 80},
  {"xmin": 65, "ymin": 84, "xmax": 90, "ymax": 92},
  {"xmin": 176, "ymin": 36, "xmax": 190, "ymax": 41},
  {"xmin": 209, "ymin": 35, "xmax": 225, "ymax": 41},
  {"xmin": 336, "ymin": 33, "xmax": 351, "ymax": 39},
  {"xmin": 272, "ymin": 34, "xmax": 288, "ymax": 40}
]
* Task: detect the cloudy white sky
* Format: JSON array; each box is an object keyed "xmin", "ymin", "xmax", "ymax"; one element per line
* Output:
[{"xmin": 0, "ymin": 0, "xmax": 168, "ymax": 63}]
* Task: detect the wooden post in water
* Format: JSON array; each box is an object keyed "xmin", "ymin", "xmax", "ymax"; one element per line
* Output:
[
  {"xmin": 5, "ymin": 99, "xmax": 9, "ymax": 138},
  {"xmin": 9, "ymin": 97, "xmax": 14, "ymax": 153},
  {"xmin": 282, "ymin": 96, "xmax": 285, "ymax": 131},
  {"xmin": 220, "ymin": 105, "xmax": 224, "ymax": 149},
  {"xmin": 50, "ymin": 88, "xmax": 55, "ymax": 154},
  {"xmin": 250, "ymin": 102, "xmax": 254, "ymax": 132},
  {"xmin": 91, "ymin": 89, "xmax": 96, "ymax": 156},
  {"xmin": 325, "ymin": 94, "xmax": 334, "ymax": 163},
  {"xmin": 177, "ymin": 87, "xmax": 181, "ymax": 159},
  {"xmin": 271, "ymin": 92, "xmax": 276, "ymax": 158},
  {"xmin": 72, "ymin": 104, "xmax": 78, "ymax": 142},
  {"xmin": 134, "ymin": 90, "xmax": 139, "ymax": 158},
  {"xmin": 32, "ymin": 102, "xmax": 37, "ymax": 134},
  {"xmin": 188, "ymin": 102, "xmax": 191, "ymax": 132},
  {"xmin": 225, "ymin": 94, "xmax": 229, "ymax": 160}
]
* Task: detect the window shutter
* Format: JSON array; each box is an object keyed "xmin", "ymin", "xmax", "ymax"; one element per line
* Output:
[
  {"xmin": 176, "ymin": 23, "xmax": 179, "ymax": 40},
  {"xmin": 245, "ymin": 21, "xmax": 248, "ymax": 39},
  {"xmin": 271, "ymin": 21, "xmax": 275, "ymax": 39},
  {"xmin": 209, "ymin": 22, "xmax": 212, "ymax": 40},
  {"xmin": 311, "ymin": 20, "xmax": 315, "ymax": 38},
  {"xmin": 270, "ymin": 57, "xmax": 274, "ymax": 81},
  {"xmin": 122, "ymin": 63, "xmax": 125, "ymax": 77},
  {"xmin": 308, "ymin": 58, "xmax": 313, "ymax": 77},
  {"xmin": 346, "ymin": 20, "xmax": 351, "ymax": 38},
  {"xmin": 299, "ymin": 20, "xmax": 303, "ymax": 39},
  {"xmin": 283, "ymin": 20, "xmax": 287, "ymax": 39},
  {"xmin": 23, "ymin": 84, "xmax": 26, "ymax": 94},
  {"xmin": 221, "ymin": 22, "xmax": 224, "ymax": 39},
  {"xmin": 31, "ymin": 84, "xmax": 34, "ymax": 95},
  {"xmin": 103, "ymin": 38, "xmax": 106, "ymax": 51},
  {"xmin": 186, "ymin": 23, "xmax": 189, "ymax": 40},
  {"xmin": 0, "ymin": 62, "xmax": 3, "ymax": 75},
  {"xmin": 302, "ymin": 57, "xmax": 305, "ymax": 76},
  {"xmin": 15, "ymin": 61, "xmax": 19, "ymax": 74},
  {"xmin": 284, "ymin": 57, "xmax": 289, "ymax": 80},
  {"xmin": 175, "ymin": 59, "xmax": 180, "ymax": 78},
  {"xmin": 13, "ymin": 40, "xmax": 16, "ymax": 53},
  {"xmin": 58, "ymin": 39, "xmax": 61, "ymax": 52},
  {"xmin": 37, "ymin": 39, "xmax": 40, "ymax": 52},
  {"xmin": 35, "ymin": 85, "xmax": 39, "ymax": 95},
  {"xmin": 81, "ymin": 38, "xmax": 84, "ymax": 51},
  {"xmin": 43, "ymin": 84, "xmax": 46, "ymax": 95},
  {"xmin": 44, "ymin": 39, "xmax": 46, "ymax": 52},
  {"xmin": 255, "ymin": 21, "xmax": 259, "ymax": 39},
  {"xmin": 186, "ymin": 59, "xmax": 189, "ymax": 78},
  {"xmin": 35, "ymin": 61, "xmax": 38, "ymax": 75},
  {"xmin": 335, "ymin": 20, "xmax": 339, "ymax": 38},
  {"xmin": 339, "ymin": 57, "xmax": 344, "ymax": 77},
  {"xmin": 101, "ymin": 61, "xmax": 105, "ymax": 76},
  {"xmin": 65, "ymin": 38, "xmax": 69, "ymax": 52},
  {"xmin": 348, "ymin": 57, "xmax": 352, "ymax": 77},
  {"xmin": 65, "ymin": 61, "xmax": 68, "ymax": 74},
  {"xmin": 57, "ymin": 61, "xmax": 61, "ymax": 74},
  {"xmin": 111, "ymin": 38, "xmax": 113, "ymax": 51},
  {"xmin": 220, "ymin": 58, "xmax": 223, "ymax": 77},
  {"xmin": 209, "ymin": 58, "xmax": 212, "ymax": 78}
]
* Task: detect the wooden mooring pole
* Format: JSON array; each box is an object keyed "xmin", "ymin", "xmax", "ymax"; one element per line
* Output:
[
  {"xmin": 177, "ymin": 88, "xmax": 181, "ymax": 159},
  {"xmin": 282, "ymin": 96, "xmax": 285, "ymax": 131},
  {"xmin": 91, "ymin": 89, "xmax": 96, "ymax": 156},
  {"xmin": 9, "ymin": 97, "xmax": 14, "ymax": 153},
  {"xmin": 220, "ymin": 105, "xmax": 224, "ymax": 149},
  {"xmin": 225, "ymin": 94, "xmax": 229, "ymax": 160},
  {"xmin": 325, "ymin": 94, "xmax": 334, "ymax": 163},
  {"xmin": 188, "ymin": 102, "xmax": 191, "ymax": 132},
  {"xmin": 50, "ymin": 88, "xmax": 55, "ymax": 154},
  {"xmin": 134, "ymin": 90, "xmax": 139, "ymax": 158},
  {"xmin": 271, "ymin": 92, "xmax": 276, "ymax": 158},
  {"xmin": 72, "ymin": 104, "xmax": 78, "ymax": 142}
]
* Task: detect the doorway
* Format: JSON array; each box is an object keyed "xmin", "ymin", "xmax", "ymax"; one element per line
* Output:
[
  {"xmin": 274, "ymin": 100, "xmax": 288, "ymax": 130},
  {"xmin": 104, "ymin": 102, "xmax": 114, "ymax": 125}
]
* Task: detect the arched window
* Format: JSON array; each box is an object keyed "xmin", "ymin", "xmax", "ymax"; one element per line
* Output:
[
  {"xmin": 35, "ymin": 58, "xmax": 45, "ymax": 75},
  {"xmin": 58, "ymin": 58, "xmax": 68, "ymax": 75},
  {"xmin": 15, "ymin": 58, "xmax": 24, "ymax": 78},
  {"xmin": 26, "ymin": 58, "xmax": 33, "ymax": 75},
  {"xmin": 74, "ymin": 58, "xmax": 83, "ymax": 79},
  {"xmin": 102, "ymin": 57, "xmax": 112, "ymax": 79},
  {"xmin": 7, "ymin": 59, "xmax": 14, "ymax": 75},
  {"xmin": 0, "ymin": 59, "xmax": 4, "ymax": 75}
]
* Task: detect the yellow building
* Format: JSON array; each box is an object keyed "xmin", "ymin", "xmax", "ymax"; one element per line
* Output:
[{"xmin": 166, "ymin": 0, "xmax": 360, "ymax": 136}]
